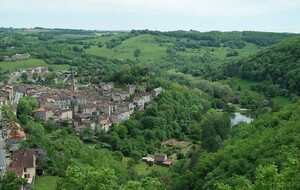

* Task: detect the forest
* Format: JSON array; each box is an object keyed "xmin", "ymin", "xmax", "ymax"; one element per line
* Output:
[{"xmin": 0, "ymin": 28, "xmax": 299, "ymax": 190}]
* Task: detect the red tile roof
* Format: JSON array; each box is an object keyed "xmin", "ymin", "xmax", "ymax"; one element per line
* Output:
[
  {"xmin": 36, "ymin": 107, "xmax": 46, "ymax": 112},
  {"xmin": 8, "ymin": 130, "xmax": 26, "ymax": 139}
]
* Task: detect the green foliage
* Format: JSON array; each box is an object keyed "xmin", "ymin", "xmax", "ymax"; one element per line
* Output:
[
  {"xmin": 0, "ymin": 172, "xmax": 27, "ymax": 190},
  {"xmin": 1, "ymin": 104, "xmax": 18, "ymax": 122},
  {"xmin": 80, "ymin": 126, "xmax": 94, "ymax": 142},
  {"xmin": 21, "ymin": 73, "xmax": 28, "ymax": 82},
  {"xmin": 17, "ymin": 96, "xmax": 38, "ymax": 118},
  {"xmin": 255, "ymin": 164, "xmax": 282, "ymax": 190},
  {"xmin": 200, "ymin": 109, "xmax": 231, "ymax": 152},
  {"xmin": 120, "ymin": 177, "xmax": 162, "ymax": 190},
  {"xmin": 57, "ymin": 164, "xmax": 118, "ymax": 190},
  {"xmin": 134, "ymin": 48, "xmax": 141, "ymax": 57},
  {"xmin": 233, "ymin": 35, "xmax": 300, "ymax": 95},
  {"xmin": 174, "ymin": 100, "xmax": 300, "ymax": 189}
]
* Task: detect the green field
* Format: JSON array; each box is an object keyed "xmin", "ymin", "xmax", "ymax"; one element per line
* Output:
[
  {"xmin": 0, "ymin": 59, "xmax": 75, "ymax": 72},
  {"xmin": 86, "ymin": 45, "xmax": 117, "ymax": 58},
  {"xmin": 35, "ymin": 176, "xmax": 58, "ymax": 190},
  {"xmin": 232, "ymin": 77, "xmax": 258, "ymax": 91},
  {"xmin": 86, "ymin": 34, "xmax": 169, "ymax": 62},
  {"xmin": 272, "ymin": 96, "xmax": 291, "ymax": 107},
  {"xmin": 122, "ymin": 157, "xmax": 169, "ymax": 176},
  {"xmin": 85, "ymin": 34, "xmax": 260, "ymax": 63},
  {"xmin": 135, "ymin": 161, "xmax": 169, "ymax": 176}
]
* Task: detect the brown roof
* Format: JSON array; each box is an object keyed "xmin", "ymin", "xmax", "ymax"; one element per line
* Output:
[
  {"xmin": 7, "ymin": 167, "xmax": 23, "ymax": 177},
  {"xmin": 154, "ymin": 152, "xmax": 167, "ymax": 157},
  {"xmin": 10, "ymin": 149, "xmax": 35, "ymax": 170}
]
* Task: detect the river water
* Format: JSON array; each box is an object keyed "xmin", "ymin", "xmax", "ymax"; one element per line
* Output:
[{"xmin": 230, "ymin": 112, "xmax": 253, "ymax": 126}]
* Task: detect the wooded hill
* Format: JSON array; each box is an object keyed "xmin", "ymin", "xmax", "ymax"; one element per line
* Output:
[{"xmin": 227, "ymin": 35, "xmax": 300, "ymax": 97}]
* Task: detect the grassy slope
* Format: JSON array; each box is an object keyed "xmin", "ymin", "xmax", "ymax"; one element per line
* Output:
[
  {"xmin": 85, "ymin": 34, "xmax": 169, "ymax": 61},
  {"xmin": 0, "ymin": 59, "xmax": 75, "ymax": 72},
  {"xmin": 86, "ymin": 34, "xmax": 261, "ymax": 63},
  {"xmin": 35, "ymin": 176, "xmax": 58, "ymax": 190}
]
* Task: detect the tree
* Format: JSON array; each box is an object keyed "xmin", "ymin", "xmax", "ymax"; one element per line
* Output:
[
  {"xmin": 134, "ymin": 48, "xmax": 141, "ymax": 57},
  {"xmin": 130, "ymin": 150, "xmax": 142, "ymax": 163},
  {"xmin": 1, "ymin": 104, "xmax": 18, "ymax": 122},
  {"xmin": 237, "ymin": 85, "xmax": 242, "ymax": 91},
  {"xmin": 0, "ymin": 172, "xmax": 27, "ymax": 190},
  {"xmin": 97, "ymin": 42, "xmax": 104, "ymax": 48},
  {"xmin": 255, "ymin": 164, "xmax": 282, "ymax": 190},
  {"xmin": 32, "ymin": 73, "xmax": 38, "ymax": 81},
  {"xmin": 21, "ymin": 73, "xmax": 28, "ymax": 82},
  {"xmin": 200, "ymin": 109, "xmax": 230, "ymax": 152},
  {"xmin": 176, "ymin": 152, "xmax": 185, "ymax": 160},
  {"xmin": 80, "ymin": 126, "xmax": 94, "ymax": 142},
  {"xmin": 57, "ymin": 164, "xmax": 118, "ymax": 190},
  {"xmin": 17, "ymin": 97, "xmax": 38, "ymax": 117},
  {"xmin": 121, "ymin": 177, "xmax": 162, "ymax": 190},
  {"xmin": 115, "ymin": 125, "xmax": 128, "ymax": 139}
]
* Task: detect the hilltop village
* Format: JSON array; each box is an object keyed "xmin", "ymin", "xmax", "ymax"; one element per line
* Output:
[{"xmin": 0, "ymin": 70, "xmax": 163, "ymax": 188}]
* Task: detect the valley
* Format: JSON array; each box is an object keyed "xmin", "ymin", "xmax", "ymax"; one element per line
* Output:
[{"xmin": 0, "ymin": 28, "xmax": 299, "ymax": 190}]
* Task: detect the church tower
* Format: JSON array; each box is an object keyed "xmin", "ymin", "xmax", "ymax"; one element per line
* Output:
[{"xmin": 70, "ymin": 68, "xmax": 77, "ymax": 92}]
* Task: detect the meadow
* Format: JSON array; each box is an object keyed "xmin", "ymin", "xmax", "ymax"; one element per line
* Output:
[
  {"xmin": 34, "ymin": 176, "xmax": 58, "ymax": 190},
  {"xmin": 0, "ymin": 59, "xmax": 75, "ymax": 72}
]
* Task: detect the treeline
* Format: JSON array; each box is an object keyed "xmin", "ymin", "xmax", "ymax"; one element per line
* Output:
[
  {"xmin": 131, "ymin": 29, "xmax": 294, "ymax": 48},
  {"xmin": 106, "ymin": 33, "xmax": 136, "ymax": 48}
]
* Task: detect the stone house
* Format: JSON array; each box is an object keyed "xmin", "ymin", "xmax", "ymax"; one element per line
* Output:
[
  {"xmin": 120, "ymin": 92, "xmax": 131, "ymax": 101},
  {"xmin": 80, "ymin": 104, "xmax": 98, "ymax": 114},
  {"xmin": 152, "ymin": 87, "xmax": 163, "ymax": 97},
  {"xmin": 133, "ymin": 96, "xmax": 145, "ymax": 111},
  {"xmin": 34, "ymin": 106, "xmax": 54, "ymax": 121},
  {"xmin": 126, "ymin": 84, "xmax": 136, "ymax": 95},
  {"xmin": 52, "ymin": 109, "xmax": 73, "ymax": 120},
  {"xmin": 96, "ymin": 116, "xmax": 112, "ymax": 132},
  {"xmin": 154, "ymin": 153, "xmax": 167, "ymax": 163},
  {"xmin": 111, "ymin": 110, "xmax": 131, "ymax": 122},
  {"xmin": 112, "ymin": 93, "xmax": 122, "ymax": 102},
  {"xmin": 140, "ymin": 93, "xmax": 152, "ymax": 104},
  {"xmin": 98, "ymin": 103, "xmax": 112, "ymax": 116},
  {"xmin": 8, "ymin": 149, "xmax": 36, "ymax": 188},
  {"xmin": 100, "ymin": 82, "xmax": 114, "ymax": 91}
]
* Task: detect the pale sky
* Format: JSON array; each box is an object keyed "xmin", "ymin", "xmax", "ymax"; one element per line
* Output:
[{"xmin": 1, "ymin": 0, "xmax": 300, "ymax": 32}]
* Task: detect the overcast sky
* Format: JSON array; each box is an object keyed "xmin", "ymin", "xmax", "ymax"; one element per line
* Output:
[{"xmin": 1, "ymin": 0, "xmax": 300, "ymax": 32}]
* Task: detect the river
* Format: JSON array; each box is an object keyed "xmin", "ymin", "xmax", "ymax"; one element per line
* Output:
[{"xmin": 230, "ymin": 112, "xmax": 253, "ymax": 126}]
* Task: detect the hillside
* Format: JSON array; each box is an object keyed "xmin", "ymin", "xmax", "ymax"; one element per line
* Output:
[
  {"xmin": 172, "ymin": 99, "xmax": 300, "ymax": 189},
  {"xmin": 229, "ymin": 35, "xmax": 300, "ymax": 97}
]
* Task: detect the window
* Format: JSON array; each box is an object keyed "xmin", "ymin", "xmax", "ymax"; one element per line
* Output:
[
  {"xmin": 24, "ymin": 168, "xmax": 27, "ymax": 172},
  {"xmin": 24, "ymin": 174, "xmax": 30, "ymax": 178}
]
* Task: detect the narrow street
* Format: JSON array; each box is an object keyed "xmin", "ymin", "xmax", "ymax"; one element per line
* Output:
[{"xmin": 0, "ymin": 131, "xmax": 7, "ymax": 176}]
